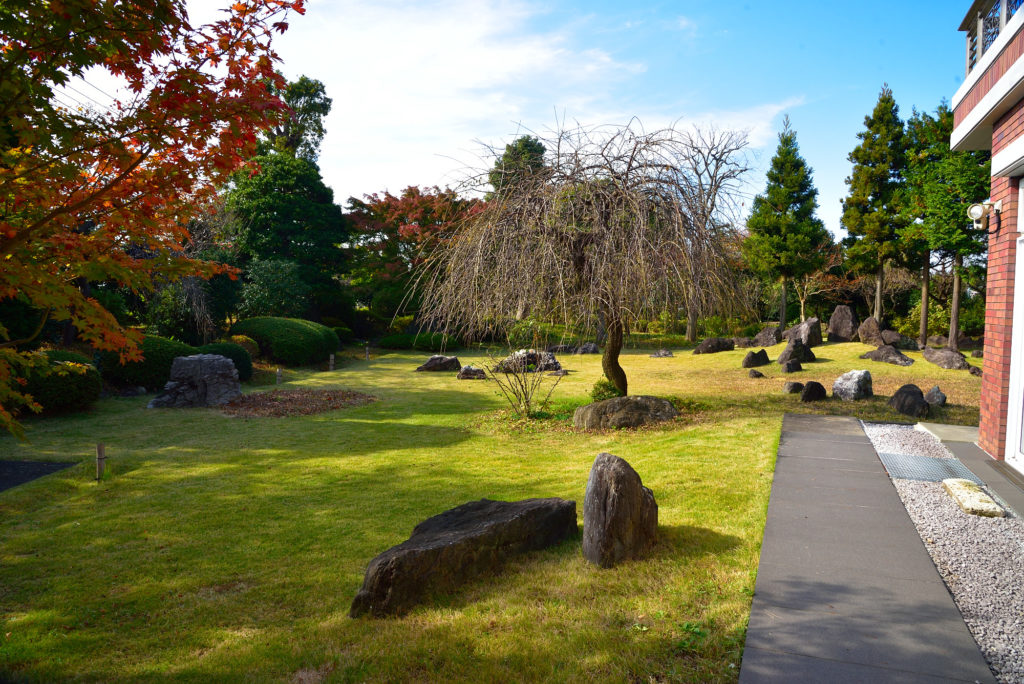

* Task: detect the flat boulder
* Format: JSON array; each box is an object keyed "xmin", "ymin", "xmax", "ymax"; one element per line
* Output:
[
  {"xmin": 457, "ymin": 366, "xmax": 487, "ymax": 380},
  {"xmin": 889, "ymin": 384, "xmax": 930, "ymax": 418},
  {"xmin": 742, "ymin": 349, "xmax": 770, "ymax": 368},
  {"xmin": 582, "ymin": 453, "xmax": 657, "ymax": 568},
  {"xmin": 800, "ymin": 381, "xmax": 827, "ymax": 403},
  {"xmin": 753, "ymin": 326, "xmax": 783, "ymax": 347},
  {"xmin": 148, "ymin": 354, "xmax": 240, "ymax": 408},
  {"xmin": 827, "ymin": 305, "xmax": 858, "ymax": 342},
  {"xmin": 921, "ymin": 347, "xmax": 970, "ymax": 370},
  {"xmin": 416, "ymin": 355, "xmax": 461, "ymax": 372},
  {"xmin": 783, "ymin": 381, "xmax": 804, "ymax": 394},
  {"xmin": 782, "ymin": 317, "xmax": 823, "ymax": 347},
  {"xmin": 573, "ymin": 395, "xmax": 678, "ymax": 431},
  {"xmin": 925, "ymin": 385, "xmax": 947, "ymax": 406},
  {"xmin": 777, "ymin": 339, "xmax": 815, "ymax": 365},
  {"xmin": 349, "ymin": 498, "xmax": 577, "ymax": 617},
  {"xmin": 649, "ymin": 348, "xmax": 674, "ymax": 358},
  {"xmin": 780, "ymin": 359, "xmax": 802, "ymax": 373},
  {"xmin": 494, "ymin": 349, "xmax": 561, "ymax": 373},
  {"xmin": 832, "ymin": 370, "xmax": 873, "ymax": 401},
  {"xmin": 859, "ymin": 344, "xmax": 914, "ymax": 367},
  {"xmin": 693, "ymin": 337, "xmax": 734, "ymax": 354},
  {"xmin": 576, "ymin": 342, "xmax": 600, "ymax": 354},
  {"xmin": 858, "ymin": 317, "xmax": 884, "ymax": 346}
]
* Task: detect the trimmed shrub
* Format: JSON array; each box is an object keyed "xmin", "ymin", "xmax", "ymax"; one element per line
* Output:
[
  {"xmin": 198, "ymin": 342, "xmax": 253, "ymax": 382},
  {"xmin": 43, "ymin": 349, "xmax": 93, "ymax": 365},
  {"xmin": 99, "ymin": 335, "xmax": 198, "ymax": 390},
  {"xmin": 378, "ymin": 332, "xmax": 457, "ymax": 352},
  {"xmin": 23, "ymin": 359, "xmax": 102, "ymax": 414},
  {"xmin": 333, "ymin": 325, "xmax": 355, "ymax": 344},
  {"xmin": 590, "ymin": 378, "xmax": 624, "ymax": 402},
  {"xmin": 228, "ymin": 335, "xmax": 260, "ymax": 358},
  {"xmin": 230, "ymin": 317, "xmax": 338, "ymax": 366}
]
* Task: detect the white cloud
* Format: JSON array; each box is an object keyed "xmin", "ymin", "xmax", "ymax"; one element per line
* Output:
[{"xmin": 675, "ymin": 16, "xmax": 697, "ymax": 35}]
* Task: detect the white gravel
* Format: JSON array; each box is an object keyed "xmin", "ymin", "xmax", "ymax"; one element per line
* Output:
[{"xmin": 864, "ymin": 422, "xmax": 1024, "ymax": 684}]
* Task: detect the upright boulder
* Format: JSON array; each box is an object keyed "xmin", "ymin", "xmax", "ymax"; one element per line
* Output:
[
  {"xmin": 693, "ymin": 337, "xmax": 734, "ymax": 354},
  {"xmin": 827, "ymin": 305, "xmax": 858, "ymax": 342},
  {"xmin": 350, "ymin": 498, "xmax": 577, "ymax": 617},
  {"xmin": 742, "ymin": 349, "xmax": 770, "ymax": 368},
  {"xmin": 782, "ymin": 317, "xmax": 823, "ymax": 347},
  {"xmin": 777, "ymin": 339, "xmax": 816, "ymax": 365},
  {"xmin": 889, "ymin": 384, "xmax": 930, "ymax": 418},
  {"xmin": 147, "ymin": 354, "xmax": 240, "ymax": 409},
  {"xmin": 800, "ymin": 381, "xmax": 827, "ymax": 403},
  {"xmin": 832, "ymin": 370, "xmax": 873, "ymax": 401},
  {"xmin": 582, "ymin": 453, "xmax": 657, "ymax": 568},
  {"xmin": 921, "ymin": 347, "xmax": 971, "ymax": 371},
  {"xmin": 753, "ymin": 326, "xmax": 783, "ymax": 347},
  {"xmin": 858, "ymin": 317, "xmax": 884, "ymax": 346},
  {"xmin": 880, "ymin": 330, "xmax": 918, "ymax": 350},
  {"xmin": 416, "ymin": 355, "xmax": 461, "ymax": 372},
  {"xmin": 859, "ymin": 344, "xmax": 914, "ymax": 366},
  {"xmin": 925, "ymin": 386, "xmax": 947, "ymax": 406},
  {"xmin": 573, "ymin": 396, "xmax": 678, "ymax": 431}
]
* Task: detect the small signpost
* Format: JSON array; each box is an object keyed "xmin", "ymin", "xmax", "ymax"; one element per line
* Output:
[
  {"xmin": 329, "ymin": 353, "xmax": 335, "ymax": 371},
  {"xmin": 276, "ymin": 368, "xmax": 282, "ymax": 385}
]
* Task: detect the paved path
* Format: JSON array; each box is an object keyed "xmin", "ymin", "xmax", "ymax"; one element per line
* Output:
[{"xmin": 739, "ymin": 414, "xmax": 995, "ymax": 683}]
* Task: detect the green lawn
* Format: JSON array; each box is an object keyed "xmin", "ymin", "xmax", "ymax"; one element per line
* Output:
[{"xmin": 0, "ymin": 341, "xmax": 981, "ymax": 682}]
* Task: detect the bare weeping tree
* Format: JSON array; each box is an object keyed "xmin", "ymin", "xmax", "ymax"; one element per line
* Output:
[{"xmin": 418, "ymin": 122, "xmax": 750, "ymax": 395}]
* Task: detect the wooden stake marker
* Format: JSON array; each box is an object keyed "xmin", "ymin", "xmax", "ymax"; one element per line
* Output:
[{"xmin": 95, "ymin": 443, "xmax": 106, "ymax": 482}]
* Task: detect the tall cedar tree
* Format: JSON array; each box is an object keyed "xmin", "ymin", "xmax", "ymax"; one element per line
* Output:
[
  {"xmin": 261, "ymin": 75, "xmax": 332, "ymax": 162},
  {"xmin": 902, "ymin": 104, "xmax": 990, "ymax": 351},
  {"xmin": 744, "ymin": 117, "xmax": 831, "ymax": 327},
  {"xmin": 0, "ymin": 0, "xmax": 304, "ymax": 436},
  {"xmin": 487, "ymin": 135, "xmax": 547, "ymax": 198},
  {"xmin": 841, "ymin": 85, "xmax": 908, "ymax": 324}
]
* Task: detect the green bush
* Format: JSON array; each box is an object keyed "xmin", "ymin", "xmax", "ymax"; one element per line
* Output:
[
  {"xmin": 333, "ymin": 325, "xmax": 354, "ymax": 344},
  {"xmin": 378, "ymin": 332, "xmax": 458, "ymax": 352},
  {"xmin": 230, "ymin": 317, "xmax": 338, "ymax": 366},
  {"xmin": 228, "ymin": 335, "xmax": 260, "ymax": 358},
  {"xmin": 590, "ymin": 378, "xmax": 624, "ymax": 402},
  {"xmin": 99, "ymin": 335, "xmax": 199, "ymax": 390},
  {"xmin": 23, "ymin": 358, "xmax": 102, "ymax": 414},
  {"xmin": 43, "ymin": 349, "xmax": 94, "ymax": 365},
  {"xmin": 198, "ymin": 342, "xmax": 253, "ymax": 382}
]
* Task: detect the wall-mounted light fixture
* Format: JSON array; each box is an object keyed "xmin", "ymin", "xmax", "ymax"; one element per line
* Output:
[{"xmin": 967, "ymin": 199, "xmax": 1002, "ymax": 232}]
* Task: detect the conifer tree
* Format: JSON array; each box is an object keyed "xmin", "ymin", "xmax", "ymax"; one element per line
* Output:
[
  {"xmin": 841, "ymin": 85, "xmax": 907, "ymax": 324},
  {"xmin": 744, "ymin": 117, "xmax": 831, "ymax": 328}
]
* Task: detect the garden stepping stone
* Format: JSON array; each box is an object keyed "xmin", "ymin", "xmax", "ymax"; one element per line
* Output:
[
  {"xmin": 582, "ymin": 453, "xmax": 657, "ymax": 568},
  {"xmin": 942, "ymin": 478, "xmax": 1004, "ymax": 518},
  {"xmin": 350, "ymin": 498, "xmax": 577, "ymax": 617}
]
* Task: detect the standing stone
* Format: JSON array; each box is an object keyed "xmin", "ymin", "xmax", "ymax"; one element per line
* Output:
[
  {"xmin": 827, "ymin": 305, "xmax": 858, "ymax": 342},
  {"xmin": 924, "ymin": 386, "xmax": 947, "ymax": 406},
  {"xmin": 742, "ymin": 349, "xmax": 770, "ymax": 368},
  {"xmin": 148, "ymin": 354, "xmax": 240, "ymax": 408},
  {"xmin": 693, "ymin": 337, "xmax": 734, "ymax": 354},
  {"xmin": 858, "ymin": 317, "xmax": 884, "ymax": 346},
  {"xmin": 889, "ymin": 384, "xmax": 930, "ymax": 418},
  {"xmin": 800, "ymin": 381, "xmax": 827, "ymax": 403},
  {"xmin": 753, "ymin": 326, "xmax": 783, "ymax": 347},
  {"xmin": 582, "ymin": 453, "xmax": 658, "ymax": 568},
  {"xmin": 783, "ymin": 381, "xmax": 804, "ymax": 394},
  {"xmin": 921, "ymin": 347, "xmax": 971, "ymax": 370},
  {"xmin": 749, "ymin": 369, "xmax": 765, "ymax": 379},
  {"xmin": 780, "ymin": 360, "xmax": 802, "ymax": 373},
  {"xmin": 782, "ymin": 317, "xmax": 823, "ymax": 347},
  {"xmin": 777, "ymin": 339, "xmax": 815, "ymax": 365},
  {"xmin": 415, "ymin": 355, "xmax": 461, "ymax": 372},
  {"xmin": 832, "ymin": 370, "xmax": 873, "ymax": 401},
  {"xmin": 859, "ymin": 344, "xmax": 914, "ymax": 366},
  {"xmin": 573, "ymin": 396, "xmax": 678, "ymax": 430}
]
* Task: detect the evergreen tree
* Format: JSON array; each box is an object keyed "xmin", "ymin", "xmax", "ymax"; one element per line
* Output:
[
  {"xmin": 262, "ymin": 75, "xmax": 332, "ymax": 162},
  {"xmin": 487, "ymin": 135, "xmax": 547, "ymax": 198},
  {"xmin": 841, "ymin": 85, "xmax": 907, "ymax": 324},
  {"xmin": 744, "ymin": 116, "xmax": 831, "ymax": 327}
]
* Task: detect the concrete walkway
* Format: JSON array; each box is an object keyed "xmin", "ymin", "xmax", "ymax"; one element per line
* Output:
[{"xmin": 739, "ymin": 414, "xmax": 995, "ymax": 683}]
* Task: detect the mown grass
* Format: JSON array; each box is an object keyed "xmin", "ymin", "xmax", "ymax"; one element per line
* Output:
[{"xmin": 0, "ymin": 340, "xmax": 980, "ymax": 682}]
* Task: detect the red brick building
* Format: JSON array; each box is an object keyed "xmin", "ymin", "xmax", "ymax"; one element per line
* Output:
[{"xmin": 953, "ymin": 0, "xmax": 1024, "ymax": 471}]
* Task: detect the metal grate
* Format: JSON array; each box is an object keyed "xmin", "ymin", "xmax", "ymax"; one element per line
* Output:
[{"xmin": 877, "ymin": 452, "xmax": 984, "ymax": 485}]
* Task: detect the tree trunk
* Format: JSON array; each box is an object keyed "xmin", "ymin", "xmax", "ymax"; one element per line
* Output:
[
  {"xmin": 919, "ymin": 250, "xmax": 930, "ymax": 349},
  {"xmin": 686, "ymin": 296, "xmax": 697, "ymax": 342},
  {"xmin": 778, "ymin": 278, "xmax": 788, "ymax": 330},
  {"xmin": 874, "ymin": 262, "xmax": 885, "ymax": 324},
  {"xmin": 948, "ymin": 253, "xmax": 963, "ymax": 353},
  {"xmin": 602, "ymin": 315, "xmax": 627, "ymax": 396}
]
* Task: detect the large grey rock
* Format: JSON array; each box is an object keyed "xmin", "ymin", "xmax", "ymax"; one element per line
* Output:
[
  {"xmin": 827, "ymin": 305, "xmax": 858, "ymax": 342},
  {"xmin": 582, "ymin": 453, "xmax": 657, "ymax": 568},
  {"xmin": 649, "ymin": 348, "xmax": 674, "ymax": 358},
  {"xmin": 416, "ymin": 355, "xmax": 461, "ymax": 372},
  {"xmin": 692, "ymin": 337, "xmax": 734, "ymax": 354},
  {"xmin": 576, "ymin": 342, "xmax": 600, "ymax": 354},
  {"xmin": 783, "ymin": 381, "xmax": 804, "ymax": 394},
  {"xmin": 777, "ymin": 339, "xmax": 816, "ymax": 365},
  {"xmin": 494, "ymin": 349, "xmax": 561, "ymax": 373},
  {"xmin": 889, "ymin": 384, "xmax": 930, "ymax": 418},
  {"xmin": 147, "ymin": 354, "xmax": 240, "ymax": 408},
  {"xmin": 753, "ymin": 326, "xmax": 783, "ymax": 347},
  {"xmin": 457, "ymin": 365, "xmax": 487, "ymax": 380},
  {"xmin": 782, "ymin": 317, "xmax": 823, "ymax": 348},
  {"xmin": 858, "ymin": 317, "xmax": 884, "ymax": 346},
  {"xmin": 800, "ymin": 381, "xmax": 827, "ymax": 403},
  {"xmin": 742, "ymin": 349, "xmax": 770, "ymax": 368},
  {"xmin": 859, "ymin": 344, "xmax": 914, "ymax": 366},
  {"xmin": 880, "ymin": 330, "xmax": 918, "ymax": 350},
  {"xmin": 573, "ymin": 396, "xmax": 678, "ymax": 430},
  {"xmin": 350, "ymin": 498, "xmax": 577, "ymax": 617},
  {"xmin": 832, "ymin": 370, "xmax": 873, "ymax": 401},
  {"xmin": 925, "ymin": 385, "xmax": 947, "ymax": 406},
  {"xmin": 922, "ymin": 347, "xmax": 971, "ymax": 370}
]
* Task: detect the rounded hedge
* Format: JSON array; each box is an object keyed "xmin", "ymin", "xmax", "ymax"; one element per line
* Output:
[
  {"xmin": 229, "ymin": 317, "xmax": 339, "ymax": 366},
  {"xmin": 43, "ymin": 349, "xmax": 94, "ymax": 365},
  {"xmin": 228, "ymin": 334, "xmax": 260, "ymax": 358},
  {"xmin": 378, "ymin": 332, "xmax": 458, "ymax": 352},
  {"xmin": 333, "ymin": 325, "xmax": 354, "ymax": 344},
  {"xmin": 23, "ymin": 359, "xmax": 102, "ymax": 414},
  {"xmin": 99, "ymin": 335, "xmax": 198, "ymax": 391},
  {"xmin": 197, "ymin": 342, "xmax": 253, "ymax": 382}
]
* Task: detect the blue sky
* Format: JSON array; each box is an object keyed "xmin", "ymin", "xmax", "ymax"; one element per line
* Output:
[{"xmin": 196, "ymin": 0, "xmax": 975, "ymax": 237}]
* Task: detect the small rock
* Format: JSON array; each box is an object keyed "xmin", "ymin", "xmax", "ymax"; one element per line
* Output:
[
  {"xmin": 582, "ymin": 453, "xmax": 658, "ymax": 568},
  {"xmin": 693, "ymin": 337, "xmax": 734, "ymax": 354},
  {"xmin": 969, "ymin": 366, "xmax": 983, "ymax": 377},
  {"xmin": 921, "ymin": 347, "xmax": 971, "ymax": 370},
  {"xmin": 924, "ymin": 385, "xmax": 946, "ymax": 406},
  {"xmin": 971, "ymin": 349, "xmax": 984, "ymax": 358},
  {"xmin": 778, "ymin": 339, "xmax": 815, "ymax": 365},
  {"xmin": 742, "ymin": 349, "xmax": 770, "ymax": 368},
  {"xmin": 753, "ymin": 326, "xmax": 783, "ymax": 347},
  {"xmin": 649, "ymin": 348, "xmax": 674, "ymax": 358},
  {"xmin": 416, "ymin": 355, "xmax": 461, "ymax": 372},
  {"xmin": 573, "ymin": 396, "xmax": 678, "ymax": 430},
  {"xmin": 827, "ymin": 305, "xmax": 858, "ymax": 342},
  {"xmin": 749, "ymin": 370, "xmax": 765, "ymax": 379},
  {"xmin": 889, "ymin": 384, "xmax": 930, "ymax": 418},
  {"xmin": 457, "ymin": 365, "xmax": 487, "ymax": 380},
  {"xmin": 780, "ymin": 359, "xmax": 802, "ymax": 373},
  {"xmin": 783, "ymin": 381, "xmax": 804, "ymax": 394},
  {"xmin": 547, "ymin": 369, "xmax": 569, "ymax": 377},
  {"xmin": 832, "ymin": 370, "xmax": 873, "ymax": 401},
  {"xmin": 800, "ymin": 381, "xmax": 827, "ymax": 402},
  {"xmin": 859, "ymin": 344, "xmax": 914, "ymax": 366}
]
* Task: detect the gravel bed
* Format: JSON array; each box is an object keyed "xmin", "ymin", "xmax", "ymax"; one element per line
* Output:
[{"xmin": 864, "ymin": 422, "xmax": 1024, "ymax": 684}]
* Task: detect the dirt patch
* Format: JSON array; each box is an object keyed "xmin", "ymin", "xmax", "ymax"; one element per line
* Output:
[{"xmin": 221, "ymin": 389, "xmax": 377, "ymax": 418}]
